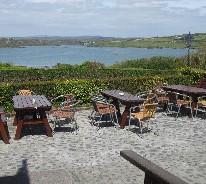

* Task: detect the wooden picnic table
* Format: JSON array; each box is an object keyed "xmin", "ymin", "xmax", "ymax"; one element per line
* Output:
[
  {"xmin": 162, "ymin": 84, "xmax": 206, "ymax": 116},
  {"xmin": 101, "ymin": 90, "xmax": 145, "ymax": 129},
  {"xmin": 13, "ymin": 95, "xmax": 52, "ymax": 140}
]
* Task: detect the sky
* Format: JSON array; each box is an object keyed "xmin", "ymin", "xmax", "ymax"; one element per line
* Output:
[{"xmin": 0, "ymin": 0, "xmax": 206, "ymax": 38}]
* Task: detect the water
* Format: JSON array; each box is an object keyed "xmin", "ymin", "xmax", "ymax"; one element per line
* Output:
[{"xmin": 0, "ymin": 45, "xmax": 195, "ymax": 67}]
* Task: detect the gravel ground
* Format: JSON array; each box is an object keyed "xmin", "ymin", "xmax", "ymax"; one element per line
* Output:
[{"xmin": 0, "ymin": 107, "xmax": 206, "ymax": 184}]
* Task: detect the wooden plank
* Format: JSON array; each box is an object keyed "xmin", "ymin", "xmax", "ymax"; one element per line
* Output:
[{"xmin": 120, "ymin": 150, "xmax": 188, "ymax": 184}]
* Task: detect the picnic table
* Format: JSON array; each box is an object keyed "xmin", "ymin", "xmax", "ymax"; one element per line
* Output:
[
  {"xmin": 13, "ymin": 95, "xmax": 53, "ymax": 140},
  {"xmin": 101, "ymin": 90, "xmax": 145, "ymax": 129}
]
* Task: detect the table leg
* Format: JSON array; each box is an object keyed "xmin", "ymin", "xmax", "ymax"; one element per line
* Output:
[
  {"xmin": 120, "ymin": 105, "xmax": 131, "ymax": 129},
  {"xmin": 15, "ymin": 119, "xmax": 23, "ymax": 140},
  {"xmin": 39, "ymin": 111, "xmax": 52, "ymax": 137},
  {"xmin": 0, "ymin": 121, "xmax": 9, "ymax": 144},
  {"xmin": 191, "ymin": 101, "xmax": 197, "ymax": 117},
  {"xmin": 43, "ymin": 118, "xmax": 52, "ymax": 137},
  {"xmin": 13, "ymin": 115, "xmax": 18, "ymax": 126},
  {"xmin": 120, "ymin": 111, "xmax": 129, "ymax": 129},
  {"xmin": 111, "ymin": 99, "xmax": 121, "ymax": 117}
]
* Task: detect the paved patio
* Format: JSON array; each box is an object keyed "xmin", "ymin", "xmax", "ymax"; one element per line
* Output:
[{"xmin": 0, "ymin": 107, "xmax": 206, "ymax": 184}]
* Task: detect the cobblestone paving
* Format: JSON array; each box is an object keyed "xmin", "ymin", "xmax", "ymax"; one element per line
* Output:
[{"xmin": 0, "ymin": 108, "xmax": 206, "ymax": 184}]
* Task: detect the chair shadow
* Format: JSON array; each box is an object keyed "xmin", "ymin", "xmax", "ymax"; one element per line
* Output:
[
  {"xmin": 91, "ymin": 114, "xmax": 119, "ymax": 128},
  {"xmin": 0, "ymin": 159, "xmax": 30, "ymax": 184},
  {"xmin": 19, "ymin": 124, "xmax": 50, "ymax": 138},
  {"xmin": 51, "ymin": 119, "xmax": 78, "ymax": 134},
  {"xmin": 123, "ymin": 116, "xmax": 155, "ymax": 138},
  {"xmin": 194, "ymin": 111, "xmax": 206, "ymax": 119},
  {"xmin": 164, "ymin": 105, "xmax": 192, "ymax": 118}
]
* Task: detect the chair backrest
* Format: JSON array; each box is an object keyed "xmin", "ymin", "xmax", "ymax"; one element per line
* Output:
[
  {"xmin": 91, "ymin": 99, "xmax": 99, "ymax": 112},
  {"xmin": 62, "ymin": 93, "xmax": 76, "ymax": 108},
  {"xmin": 143, "ymin": 103, "xmax": 158, "ymax": 118},
  {"xmin": 196, "ymin": 78, "xmax": 206, "ymax": 88},
  {"xmin": 64, "ymin": 93, "xmax": 74, "ymax": 102},
  {"xmin": 156, "ymin": 82, "xmax": 163, "ymax": 88},
  {"xmin": 167, "ymin": 92, "xmax": 177, "ymax": 104},
  {"xmin": 92, "ymin": 98, "xmax": 115, "ymax": 115},
  {"xmin": 145, "ymin": 93, "xmax": 158, "ymax": 104},
  {"xmin": 18, "ymin": 89, "xmax": 33, "ymax": 95}
]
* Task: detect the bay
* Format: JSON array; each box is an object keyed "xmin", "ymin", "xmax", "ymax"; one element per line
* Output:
[{"xmin": 0, "ymin": 45, "xmax": 196, "ymax": 67}]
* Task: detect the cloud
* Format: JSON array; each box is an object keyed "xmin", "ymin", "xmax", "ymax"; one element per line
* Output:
[{"xmin": 0, "ymin": 0, "xmax": 205, "ymax": 37}]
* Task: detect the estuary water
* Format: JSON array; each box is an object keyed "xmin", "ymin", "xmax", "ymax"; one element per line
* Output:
[{"xmin": 0, "ymin": 45, "xmax": 195, "ymax": 67}]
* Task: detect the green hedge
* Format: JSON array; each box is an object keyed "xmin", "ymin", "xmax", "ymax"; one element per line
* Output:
[
  {"xmin": 0, "ymin": 75, "xmax": 194, "ymax": 112},
  {"xmin": 179, "ymin": 67, "xmax": 206, "ymax": 84},
  {"xmin": 0, "ymin": 68, "xmax": 180, "ymax": 82}
]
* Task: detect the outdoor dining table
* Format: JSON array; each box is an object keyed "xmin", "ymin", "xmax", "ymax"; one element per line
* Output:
[
  {"xmin": 162, "ymin": 84, "xmax": 206, "ymax": 115},
  {"xmin": 101, "ymin": 90, "xmax": 145, "ymax": 129},
  {"xmin": 13, "ymin": 95, "xmax": 53, "ymax": 140}
]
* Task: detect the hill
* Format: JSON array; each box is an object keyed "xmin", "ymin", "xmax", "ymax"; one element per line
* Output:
[{"xmin": 0, "ymin": 33, "xmax": 206, "ymax": 50}]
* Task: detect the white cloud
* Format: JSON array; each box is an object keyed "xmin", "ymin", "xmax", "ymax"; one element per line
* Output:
[{"xmin": 0, "ymin": 0, "xmax": 205, "ymax": 37}]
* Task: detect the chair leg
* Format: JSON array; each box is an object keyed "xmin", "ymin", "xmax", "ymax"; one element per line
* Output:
[
  {"xmin": 166, "ymin": 103, "xmax": 172, "ymax": 115},
  {"xmin": 52, "ymin": 117, "xmax": 59, "ymax": 133},
  {"xmin": 90, "ymin": 112, "xmax": 99, "ymax": 126},
  {"xmin": 96, "ymin": 114, "xmax": 103, "ymax": 130},
  {"xmin": 175, "ymin": 105, "xmax": 181, "ymax": 120},
  {"xmin": 128, "ymin": 113, "xmax": 133, "ymax": 130},
  {"xmin": 139, "ymin": 121, "xmax": 143, "ymax": 138},
  {"xmin": 110, "ymin": 113, "xmax": 118, "ymax": 128},
  {"xmin": 114, "ymin": 112, "xmax": 119, "ymax": 128},
  {"xmin": 152, "ymin": 118, "xmax": 159, "ymax": 136},
  {"xmin": 89, "ymin": 109, "xmax": 95, "ymax": 120},
  {"xmin": 73, "ymin": 118, "xmax": 78, "ymax": 134},
  {"xmin": 195, "ymin": 104, "xmax": 198, "ymax": 117}
]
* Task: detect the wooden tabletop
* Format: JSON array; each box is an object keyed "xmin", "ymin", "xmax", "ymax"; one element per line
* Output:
[
  {"xmin": 162, "ymin": 85, "xmax": 206, "ymax": 96},
  {"xmin": 101, "ymin": 90, "xmax": 145, "ymax": 104},
  {"xmin": 13, "ymin": 95, "xmax": 51, "ymax": 110}
]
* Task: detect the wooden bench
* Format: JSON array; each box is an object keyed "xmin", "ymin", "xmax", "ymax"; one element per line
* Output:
[
  {"xmin": 120, "ymin": 150, "xmax": 188, "ymax": 184},
  {"xmin": 0, "ymin": 107, "xmax": 9, "ymax": 144}
]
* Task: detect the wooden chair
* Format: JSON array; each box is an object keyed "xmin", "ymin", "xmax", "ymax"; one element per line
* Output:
[
  {"xmin": 0, "ymin": 107, "xmax": 9, "ymax": 144},
  {"xmin": 129, "ymin": 102, "xmax": 158, "ymax": 137}
]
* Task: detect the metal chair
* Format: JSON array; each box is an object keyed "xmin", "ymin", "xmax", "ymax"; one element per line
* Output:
[
  {"xmin": 195, "ymin": 95, "xmax": 206, "ymax": 117},
  {"xmin": 166, "ymin": 91, "xmax": 192, "ymax": 119},
  {"xmin": 192, "ymin": 78, "xmax": 206, "ymax": 88},
  {"xmin": 49, "ymin": 94, "xmax": 76, "ymax": 115},
  {"xmin": 128, "ymin": 102, "xmax": 158, "ymax": 137},
  {"xmin": 51, "ymin": 99, "xmax": 80, "ymax": 134},
  {"xmin": 90, "ymin": 97, "xmax": 119, "ymax": 130},
  {"xmin": 152, "ymin": 82, "xmax": 169, "ymax": 109},
  {"xmin": 89, "ymin": 93, "xmax": 108, "ymax": 120}
]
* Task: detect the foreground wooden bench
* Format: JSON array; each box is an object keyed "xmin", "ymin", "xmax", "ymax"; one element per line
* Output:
[{"xmin": 120, "ymin": 150, "xmax": 188, "ymax": 184}]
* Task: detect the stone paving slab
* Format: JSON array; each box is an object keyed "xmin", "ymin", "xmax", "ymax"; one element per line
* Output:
[{"xmin": 0, "ymin": 108, "xmax": 206, "ymax": 184}]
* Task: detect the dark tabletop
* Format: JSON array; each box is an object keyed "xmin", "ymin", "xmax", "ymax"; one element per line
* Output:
[
  {"xmin": 101, "ymin": 90, "xmax": 145, "ymax": 104},
  {"xmin": 163, "ymin": 85, "xmax": 206, "ymax": 96},
  {"xmin": 13, "ymin": 95, "xmax": 51, "ymax": 110}
]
